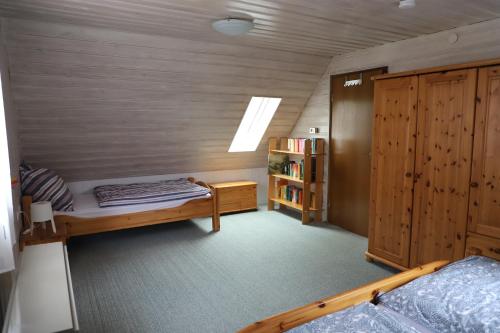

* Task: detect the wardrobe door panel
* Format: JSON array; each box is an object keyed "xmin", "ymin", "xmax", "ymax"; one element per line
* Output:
[
  {"xmin": 410, "ymin": 69, "xmax": 477, "ymax": 267},
  {"xmin": 469, "ymin": 66, "xmax": 500, "ymax": 239},
  {"xmin": 368, "ymin": 76, "xmax": 418, "ymax": 268}
]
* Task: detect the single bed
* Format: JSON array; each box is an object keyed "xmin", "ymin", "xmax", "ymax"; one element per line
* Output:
[
  {"xmin": 23, "ymin": 177, "xmax": 220, "ymax": 238},
  {"xmin": 239, "ymin": 254, "xmax": 500, "ymax": 333}
]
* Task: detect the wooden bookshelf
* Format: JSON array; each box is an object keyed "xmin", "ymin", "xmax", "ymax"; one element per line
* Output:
[
  {"xmin": 269, "ymin": 197, "xmax": 319, "ymax": 212},
  {"xmin": 271, "ymin": 174, "xmax": 304, "ymax": 184},
  {"xmin": 270, "ymin": 149, "xmax": 325, "ymax": 156},
  {"xmin": 268, "ymin": 137, "xmax": 324, "ymax": 224}
]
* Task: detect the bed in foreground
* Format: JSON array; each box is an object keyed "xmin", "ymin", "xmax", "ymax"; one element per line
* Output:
[
  {"xmin": 23, "ymin": 177, "xmax": 220, "ymax": 238},
  {"xmin": 239, "ymin": 255, "xmax": 500, "ymax": 333}
]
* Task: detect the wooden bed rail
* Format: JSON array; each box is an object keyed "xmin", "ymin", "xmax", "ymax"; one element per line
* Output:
[{"xmin": 238, "ymin": 260, "xmax": 449, "ymax": 333}]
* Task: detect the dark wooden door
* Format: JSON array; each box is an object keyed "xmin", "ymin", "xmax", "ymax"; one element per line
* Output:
[
  {"xmin": 328, "ymin": 68, "xmax": 386, "ymax": 237},
  {"xmin": 410, "ymin": 69, "xmax": 477, "ymax": 267},
  {"xmin": 468, "ymin": 66, "xmax": 500, "ymax": 239},
  {"xmin": 368, "ymin": 76, "xmax": 419, "ymax": 268}
]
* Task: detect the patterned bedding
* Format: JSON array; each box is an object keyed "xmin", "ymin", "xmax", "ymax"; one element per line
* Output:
[
  {"xmin": 94, "ymin": 178, "xmax": 211, "ymax": 208},
  {"xmin": 379, "ymin": 256, "xmax": 500, "ymax": 333},
  {"xmin": 289, "ymin": 302, "xmax": 433, "ymax": 333},
  {"xmin": 291, "ymin": 256, "xmax": 499, "ymax": 333}
]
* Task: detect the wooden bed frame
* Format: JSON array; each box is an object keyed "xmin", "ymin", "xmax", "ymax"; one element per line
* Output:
[
  {"xmin": 22, "ymin": 177, "xmax": 220, "ymax": 239},
  {"xmin": 239, "ymin": 260, "xmax": 449, "ymax": 333}
]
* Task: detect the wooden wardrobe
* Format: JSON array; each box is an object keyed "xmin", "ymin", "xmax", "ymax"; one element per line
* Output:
[{"xmin": 367, "ymin": 58, "xmax": 500, "ymax": 270}]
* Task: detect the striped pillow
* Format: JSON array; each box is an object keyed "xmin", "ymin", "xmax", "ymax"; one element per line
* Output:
[{"xmin": 20, "ymin": 165, "xmax": 74, "ymax": 211}]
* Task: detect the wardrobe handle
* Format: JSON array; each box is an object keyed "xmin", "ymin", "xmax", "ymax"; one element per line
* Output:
[
  {"xmin": 405, "ymin": 172, "xmax": 412, "ymax": 178},
  {"xmin": 470, "ymin": 182, "xmax": 479, "ymax": 188}
]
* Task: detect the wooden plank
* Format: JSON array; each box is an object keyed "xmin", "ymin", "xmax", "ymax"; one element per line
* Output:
[
  {"xmin": 367, "ymin": 76, "xmax": 418, "ymax": 269},
  {"xmin": 410, "ymin": 69, "xmax": 476, "ymax": 267},
  {"xmin": 302, "ymin": 140, "xmax": 312, "ymax": 223},
  {"xmin": 465, "ymin": 233, "xmax": 500, "ymax": 260},
  {"xmin": 271, "ymin": 174, "xmax": 303, "ymax": 184},
  {"xmin": 238, "ymin": 260, "xmax": 449, "ymax": 333},
  {"xmin": 267, "ymin": 137, "xmax": 278, "ymax": 211},
  {"xmin": 60, "ymin": 197, "xmax": 215, "ymax": 236},
  {"xmin": 313, "ymin": 139, "xmax": 324, "ymax": 222},
  {"xmin": 468, "ymin": 65, "xmax": 500, "ymax": 239},
  {"xmin": 269, "ymin": 197, "xmax": 304, "ymax": 212},
  {"xmin": 373, "ymin": 57, "xmax": 500, "ymax": 81}
]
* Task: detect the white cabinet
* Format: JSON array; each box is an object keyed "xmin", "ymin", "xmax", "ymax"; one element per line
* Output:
[{"xmin": 5, "ymin": 242, "xmax": 78, "ymax": 333}]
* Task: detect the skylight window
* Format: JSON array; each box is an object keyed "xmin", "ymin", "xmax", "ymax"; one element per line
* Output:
[{"xmin": 229, "ymin": 97, "xmax": 281, "ymax": 152}]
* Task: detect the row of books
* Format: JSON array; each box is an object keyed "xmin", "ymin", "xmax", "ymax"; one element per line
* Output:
[
  {"xmin": 282, "ymin": 160, "xmax": 304, "ymax": 179},
  {"xmin": 278, "ymin": 185, "xmax": 303, "ymax": 204},
  {"xmin": 287, "ymin": 138, "xmax": 320, "ymax": 154},
  {"xmin": 277, "ymin": 185, "xmax": 317, "ymax": 209}
]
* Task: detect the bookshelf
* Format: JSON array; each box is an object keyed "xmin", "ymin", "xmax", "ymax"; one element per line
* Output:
[{"xmin": 267, "ymin": 137, "xmax": 324, "ymax": 224}]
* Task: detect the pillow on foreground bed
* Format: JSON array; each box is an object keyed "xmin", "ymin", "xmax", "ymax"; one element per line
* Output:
[
  {"xmin": 20, "ymin": 163, "xmax": 74, "ymax": 211},
  {"xmin": 379, "ymin": 256, "xmax": 500, "ymax": 333}
]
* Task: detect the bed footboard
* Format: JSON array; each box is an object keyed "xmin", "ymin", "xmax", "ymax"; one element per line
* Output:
[{"xmin": 238, "ymin": 260, "xmax": 449, "ymax": 333}]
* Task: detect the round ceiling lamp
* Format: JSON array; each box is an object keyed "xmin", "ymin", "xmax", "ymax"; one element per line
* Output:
[
  {"xmin": 399, "ymin": 0, "xmax": 416, "ymax": 9},
  {"xmin": 212, "ymin": 18, "xmax": 254, "ymax": 36}
]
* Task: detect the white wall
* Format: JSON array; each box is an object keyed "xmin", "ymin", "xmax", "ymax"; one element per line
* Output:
[
  {"xmin": 0, "ymin": 18, "xmax": 20, "ymax": 327},
  {"xmin": 69, "ymin": 168, "xmax": 269, "ymax": 206},
  {"xmin": 291, "ymin": 18, "xmax": 500, "ymax": 220}
]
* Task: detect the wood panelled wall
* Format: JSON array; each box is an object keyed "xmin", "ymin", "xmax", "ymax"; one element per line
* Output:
[
  {"xmin": 291, "ymin": 18, "xmax": 500, "ymax": 220},
  {"xmin": 2, "ymin": 18, "xmax": 330, "ymax": 181}
]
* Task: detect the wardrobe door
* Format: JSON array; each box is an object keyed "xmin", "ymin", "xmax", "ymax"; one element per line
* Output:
[
  {"xmin": 368, "ymin": 76, "xmax": 418, "ymax": 268},
  {"xmin": 468, "ymin": 66, "xmax": 500, "ymax": 239},
  {"xmin": 410, "ymin": 69, "xmax": 477, "ymax": 267}
]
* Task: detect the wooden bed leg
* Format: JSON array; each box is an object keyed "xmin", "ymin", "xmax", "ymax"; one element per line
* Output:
[
  {"xmin": 209, "ymin": 185, "xmax": 220, "ymax": 232},
  {"xmin": 212, "ymin": 214, "xmax": 220, "ymax": 232},
  {"xmin": 22, "ymin": 196, "xmax": 33, "ymax": 230}
]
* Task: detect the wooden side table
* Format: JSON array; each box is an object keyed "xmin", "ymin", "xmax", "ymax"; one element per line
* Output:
[
  {"xmin": 210, "ymin": 181, "xmax": 257, "ymax": 214},
  {"xmin": 20, "ymin": 222, "xmax": 68, "ymax": 251}
]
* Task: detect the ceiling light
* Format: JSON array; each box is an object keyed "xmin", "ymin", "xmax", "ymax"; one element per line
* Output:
[
  {"xmin": 212, "ymin": 18, "xmax": 254, "ymax": 36},
  {"xmin": 399, "ymin": 0, "xmax": 416, "ymax": 9}
]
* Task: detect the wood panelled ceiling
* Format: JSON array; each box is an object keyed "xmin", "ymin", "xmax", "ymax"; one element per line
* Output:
[
  {"xmin": 2, "ymin": 1, "xmax": 500, "ymax": 181},
  {"xmin": 1, "ymin": 0, "xmax": 500, "ymax": 56}
]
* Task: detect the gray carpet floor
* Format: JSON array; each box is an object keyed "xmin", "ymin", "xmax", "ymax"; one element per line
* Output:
[{"xmin": 68, "ymin": 208, "xmax": 396, "ymax": 333}]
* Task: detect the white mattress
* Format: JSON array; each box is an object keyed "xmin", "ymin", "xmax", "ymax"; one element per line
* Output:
[{"xmin": 54, "ymin": 193, "xmax": 211, "ymax": 218}]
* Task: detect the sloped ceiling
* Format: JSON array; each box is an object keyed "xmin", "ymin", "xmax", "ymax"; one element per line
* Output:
[
  {"xmin": 2, "ymin": 18, "xmax": 330, "ymax": 180},
  {"xmin": 1, "ymin": 1, "xmax": 500, "ymax": 181}
]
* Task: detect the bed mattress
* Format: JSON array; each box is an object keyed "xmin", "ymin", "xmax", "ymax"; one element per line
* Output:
[{"xmin": 54, "ymin": 192, "xmax": 211, "ymax": 218}]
